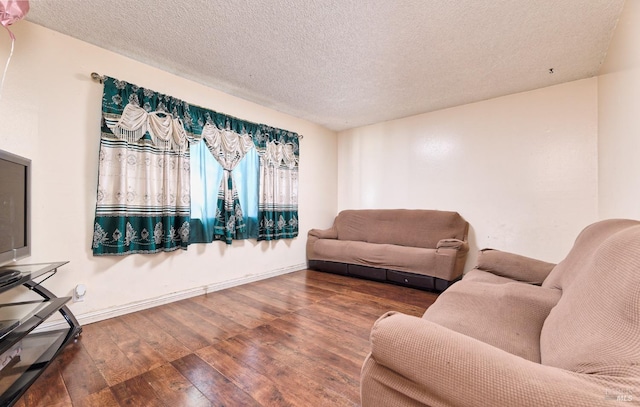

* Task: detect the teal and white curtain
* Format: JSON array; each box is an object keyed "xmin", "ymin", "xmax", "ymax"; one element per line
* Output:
[
  {"xmin": 201, "ymin": 125, "xmax": 255, "ymax": 244},
  {"xmin": 257, "ymin": 135, "xmax": 299, "ymax": 240},
  {"xmin": 92, "ymin": 76, "xmax": 300, "ymax": 256},
  {"xmin": 92, "ymin": 81, "xmax": 191, "ymax": 255}
]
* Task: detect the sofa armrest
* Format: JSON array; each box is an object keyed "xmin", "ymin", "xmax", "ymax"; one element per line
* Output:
[
  {"xmin": 475, "ymin": 248, "xmax": 556, "ymax": 285},
  {"xmin": 308, "ymin": 227, "xmax": 338, "ymax": 240},
  {"xmin": 436, "ymin": 238, "xmax": 468, "ymax": 252},
  {"xmin": 363, "ymin": 312, "xmax": 630, "ymax": 407},
  {"xmin": 306, "ymin": 226, "xmax": 338, "ymax": 261},
  {"xmin": 435, "ymin": 239, "xmax": 469, "ymax": 281}
]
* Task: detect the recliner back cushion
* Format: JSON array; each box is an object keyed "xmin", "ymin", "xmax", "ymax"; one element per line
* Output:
[
  {"xmin": 539, "ymin": 223, "xmax": 640, "ymax": 377},
  {"xmin": 542, "ymin": 219, "xmax": 640, "ymax": 290},
  {"xmin": 334, "ymin": 209, "xmax": 468, "ymax": 249}
]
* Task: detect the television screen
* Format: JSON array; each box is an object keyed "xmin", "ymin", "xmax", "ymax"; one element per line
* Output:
[{"xmin": 0, "ymin": 150, "xmax": 30, "ymax": 265}]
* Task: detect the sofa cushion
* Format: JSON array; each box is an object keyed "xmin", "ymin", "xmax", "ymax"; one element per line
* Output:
[
  {"xmin": 462, "ymin": 268, "xmax": 522, "ymax": 285},
  {"xmin": 312, "ymin": 239, "xmax": 459, "ymax": 280},
  {"xmin": 423, "ymin": 277, "xmax": 561, "ymax": 363},
  {"xmin": 334, "ymin": 209, "xmax": 467, "ymax": 249},
  {"xmin": 540, "ymin": 223, "xmax": 640, "ymax": 376}
]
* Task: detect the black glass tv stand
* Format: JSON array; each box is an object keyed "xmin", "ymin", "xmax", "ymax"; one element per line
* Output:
[{"xmin": 0, "ymin": 261, "xmax": 82, "ymax": 407}]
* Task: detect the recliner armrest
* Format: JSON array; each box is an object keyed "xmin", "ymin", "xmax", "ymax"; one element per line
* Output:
[
  {"xmin": 475, "ymin": 248, "xmax": 556, "ymax": 285},
  {"xmin": 363, "ymin": 312, "xmax": 630, "ymax": 407}
]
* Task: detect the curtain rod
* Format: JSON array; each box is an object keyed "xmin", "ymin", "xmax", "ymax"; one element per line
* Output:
[{"xmin": 89, "ymin": 72, "xmax": 303, "ymax": 139}]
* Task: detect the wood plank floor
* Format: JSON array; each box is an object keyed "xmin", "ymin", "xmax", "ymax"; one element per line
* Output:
[{"xmin": 15, "ymin": 270, "xmax": 438, "ymax": 407}]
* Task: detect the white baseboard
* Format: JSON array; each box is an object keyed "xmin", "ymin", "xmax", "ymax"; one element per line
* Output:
[{"xmin": 38, "ymin": 263, "xmax": 307, "ymax": 332}]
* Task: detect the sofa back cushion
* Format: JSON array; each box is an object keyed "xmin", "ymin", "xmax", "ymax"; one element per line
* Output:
[
  {"xmin": 539, "ymin": 220, "xmax": 640, "ymax": 377},
  {"xmin": 334, "ymin": 209, "xmax": 468, "ymax": 249}
]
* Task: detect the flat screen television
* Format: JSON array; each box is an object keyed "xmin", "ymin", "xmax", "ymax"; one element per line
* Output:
[{"xmin": 0, "ymin": 149, "xmax": 30, "ymax": 266}]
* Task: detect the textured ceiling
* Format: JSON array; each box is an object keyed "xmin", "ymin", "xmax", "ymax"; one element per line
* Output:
[{"xmin": 26, "ymin": 0, "xmax": 624, "ymax": 131}]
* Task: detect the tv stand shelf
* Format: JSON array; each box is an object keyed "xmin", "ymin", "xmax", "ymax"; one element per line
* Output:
[{"xmin": 0, "ymin": 261, "xmax": 81, "ymax": 407}]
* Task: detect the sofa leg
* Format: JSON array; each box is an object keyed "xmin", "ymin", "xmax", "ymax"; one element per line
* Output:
[
  {"xmin": 434, "ymin": 275, "xmax": 461, "ymax": 292},
  {"xmin": 308, "ymin": 261, "xmax": 460, "ymax": 293},
  {"xmin": 386, "ymin": 269, "xmax": 459, "ymax": 292},
  {"xmin": 308, "ymin": 260, "xmax": 348, "ymax": 275}
]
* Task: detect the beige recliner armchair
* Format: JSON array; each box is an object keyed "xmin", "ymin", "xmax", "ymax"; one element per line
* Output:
[{"xmin": 361, "ymin": 219, "xmax": 640, "ymax": 406}]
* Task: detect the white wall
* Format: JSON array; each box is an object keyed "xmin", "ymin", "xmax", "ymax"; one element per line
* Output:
[
  {"xmin": 0, "ymin": 22, "xmax": 338, "ymax": 323},
  {"xmin": 598, "ymin": 0, "xmax": 640, "ymax": 219},
  {"xmin": 338, "ymin": 79, "xmax": 599, "ymax": 267}
]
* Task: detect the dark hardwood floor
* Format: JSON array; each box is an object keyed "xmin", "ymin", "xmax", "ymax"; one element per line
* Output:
[{"xmin": 15, "ymin": 269, "xmax": 438, "ymax": 407}]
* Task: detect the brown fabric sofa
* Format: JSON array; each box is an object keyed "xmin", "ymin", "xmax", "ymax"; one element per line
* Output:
[
  {"xmin": 307, "ymin": 209, "xmax": 469, "ymax": 291},
  {"xmin": 361, "ymin": 218, "xmax": 640, "ymax": 407}
]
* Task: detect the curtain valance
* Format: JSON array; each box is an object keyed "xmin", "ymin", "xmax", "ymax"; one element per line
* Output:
[{"xmin": 101, "ymin": 77, "xmax": 300, "ymax": 150}]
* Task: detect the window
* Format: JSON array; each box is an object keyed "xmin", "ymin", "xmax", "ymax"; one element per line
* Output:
[{"xmin": 189, "ymin": 140, "xmax": 259, "ymax": 243}]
